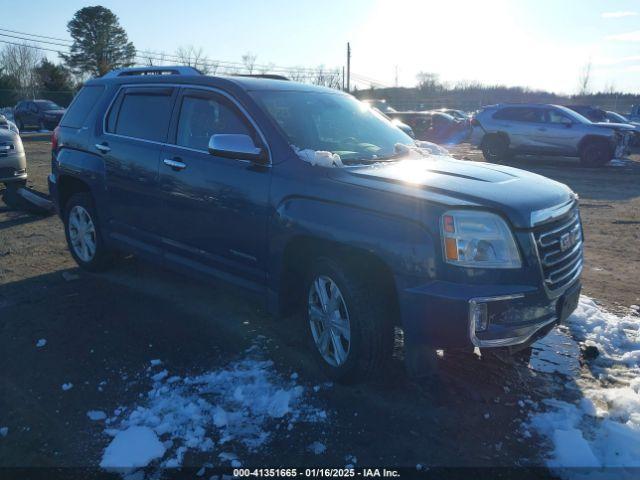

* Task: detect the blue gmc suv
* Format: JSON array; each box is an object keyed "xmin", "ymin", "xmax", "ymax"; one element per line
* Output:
[{"xmin": 49, "ymin": 66, "xmax": 583, "ymax": 382}]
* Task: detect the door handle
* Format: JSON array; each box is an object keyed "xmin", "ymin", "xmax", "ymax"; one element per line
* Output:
[
  {"xmin": 95, "ymin": 143, "xmax": 111, "ymax": 153},
  {"xmin": 163, "ymin": 158, "xmax": 187, "ymax": 171}
]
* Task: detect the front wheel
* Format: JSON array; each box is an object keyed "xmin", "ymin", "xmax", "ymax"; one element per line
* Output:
[
  {"xmin": 305, "ymin": 258, "xmax": 392, "ymax": 383},
  {"xmin": 63, "ymin": 192, "xmax": 113, "ymax": 271},
  {"xmin": 481, "ymin": 135, "xmax": 511, "ymax": 162},
  {"xmin": 580, "ymin": 140, "xmax": 612, "ymax": 167}
]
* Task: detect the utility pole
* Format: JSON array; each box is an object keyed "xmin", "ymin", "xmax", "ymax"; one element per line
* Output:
[{"xmin": 346, "ymin": 42, "xmax": 351, "ymax": 92}]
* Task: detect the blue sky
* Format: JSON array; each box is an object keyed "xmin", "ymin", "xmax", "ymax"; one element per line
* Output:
[{"xmin": 3, "ymin": 0, "xmax": 640, "ymax": 93}]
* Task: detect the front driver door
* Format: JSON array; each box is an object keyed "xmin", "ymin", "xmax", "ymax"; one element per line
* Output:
[{"xmin": 158, "ymin": 87, "xmax": 271, "ymax": 288}]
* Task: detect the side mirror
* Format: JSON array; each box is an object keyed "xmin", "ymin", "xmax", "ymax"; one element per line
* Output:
[{"xmin": 208, "ymin": 134, "xmax": 268, "ymax": 164}]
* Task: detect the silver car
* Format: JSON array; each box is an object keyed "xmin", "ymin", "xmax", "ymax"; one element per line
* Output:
[
  {"xmin": 470, "ymin": 104, "xmax": 632, "ymax": 167},
  {"xmin": 0, "ymin": 128, "xmax": 27, "ymax": 186}
]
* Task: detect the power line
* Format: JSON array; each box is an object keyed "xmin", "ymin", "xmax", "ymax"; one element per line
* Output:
[{"xmin": 0, "ymin": 26, "xmax": 389, "ymax": 87}]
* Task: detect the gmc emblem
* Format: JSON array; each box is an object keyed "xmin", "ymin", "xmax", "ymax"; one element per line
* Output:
[{"xmin": 560, "ymin": 229, "xmax": 579, "ymax": 252}]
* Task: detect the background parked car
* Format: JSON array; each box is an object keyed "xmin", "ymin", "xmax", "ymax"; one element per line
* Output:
[
  {"xmin": 0, "ymin": 114, "xmax": 19, "ymax": 134},
  {"xmin": 471, "ymin": 103, "xmax": 632, "ymax": 166},
  {"xmin": 14, "ymin": 99, "xmax": 66, "ymax": 131},
  {"xmin": 628, "ymin": 104, "xmax": 640, "ymax": 122},
  {"xmin": 362, "ymin": 99, "xmax": 415, "ymax": 137},
  {"xmin": 386, "ymin": 110, "xmax": 471, "ymax": 144},
  {"xmin": 0, "ymin": 127, "xmax": 27, "ymax": 187},
  {"xmin": 435, "ymin": 108, "xmax": 469, "ymax": 121}
]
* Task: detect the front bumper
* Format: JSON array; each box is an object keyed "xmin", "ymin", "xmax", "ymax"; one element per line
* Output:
[
  {"xmin": 398, "ymin": 278, "xmax": 581, "ymax": 350},
  {"xmin": 0, "ymin": 152, "xmax": 28, "ymax": 183}
]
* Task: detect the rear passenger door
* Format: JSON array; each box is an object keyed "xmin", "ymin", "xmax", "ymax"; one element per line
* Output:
[
  {"xmin": 157, "ymin": 87, "xmax": 271, "ymax": 288},
  {"xmin": 99, "ymin": 86, "xmax": 177, "ymax": 245}
]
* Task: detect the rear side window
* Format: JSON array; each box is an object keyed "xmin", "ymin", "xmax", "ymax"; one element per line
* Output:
[
  {"xmin": 493, "ymin": 107, "xmax": 543, "ymax": 123},
  {"xmin": 60, "ymin": 86, "xmax": 105, "ymax": 128},
  {"xmin": 108, "ymin": 88, "xmax": 174, "ymax": 142}
]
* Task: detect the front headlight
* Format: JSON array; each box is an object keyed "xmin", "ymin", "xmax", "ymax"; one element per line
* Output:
[{"xmin": 441, "ymin": 210, "xmax": 521, "ymax": 269}]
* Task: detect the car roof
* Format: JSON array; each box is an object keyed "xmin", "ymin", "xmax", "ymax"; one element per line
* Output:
[{"xmin": 86, "ymin": 72, "xmax": 341, "ymax": 95}]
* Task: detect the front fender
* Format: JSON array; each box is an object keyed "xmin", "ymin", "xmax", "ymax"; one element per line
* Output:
[{"xmin": 270, "ymin": 196, "xmax": 438, "ymax": 283}]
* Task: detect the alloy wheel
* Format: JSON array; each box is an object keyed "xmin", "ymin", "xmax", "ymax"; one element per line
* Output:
[
  {"xmin": 68, "ymin": 205, "xmax": 97, "ymax": 262},
  {"xmin": 308, "ymin": 275, "xmax": 351, "ymax": 367}
]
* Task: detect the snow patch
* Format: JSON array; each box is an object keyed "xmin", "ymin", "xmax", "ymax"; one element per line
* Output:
[
  {"xmin": 61, "ymin": 383, "xmax": 73, "ymax": 391},
  {"xmin": 308, "ymin": 441, "xmax": 326, "ymax": 455},
  {"xmin": 87, "ymin": 410, "xmax": 107, "ymax": 421},
  {"xmin": 100, "ymin": 345, "xmax": 326, "ymax": 474},
  {"xmin": 100, "ymin": 426, "xmax": 165, "ymax": 470},
  {"xmin": 36, "ymin": 339, "xmax": 47, "ymax": 348},
  {"xmin": 0, "ymin": 427, "xmax": 8, "ymax": 437},
  {"xmin": 293, "ymin": 146, "xmax": 343, "ymax": 168},
  {"xmin": 528, "ymin": 296, "xmax": 640, "ymax": 475}
]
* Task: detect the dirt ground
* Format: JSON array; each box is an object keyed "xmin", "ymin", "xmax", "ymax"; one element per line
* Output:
[{"xmin": 0, "ymin": 139, "xmax": 639, "ymax": 477}]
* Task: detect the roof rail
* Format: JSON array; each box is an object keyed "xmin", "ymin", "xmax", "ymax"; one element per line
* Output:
[
  {"xmin": 102, "ymin": 66, "xmax": 202, "ymax": 78},
  {"xmin": 233, "ymin": 74, "xmax": 290, "ymax": 81}
]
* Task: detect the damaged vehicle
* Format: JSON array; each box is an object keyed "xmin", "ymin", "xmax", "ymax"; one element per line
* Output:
[
  {"xmin": 0, "ymin": 127, "xmax": 27, "ymax": 187},
  {"xmin": 50, "ymin": 67, "xmax": 583, "ymax": 382},
  {"xmin": 386, "ymin": 110, "xmax": 471, "ymax": 144},
  {"xmin": 471, "ymin": 104, "xmax": 632, "ymax": 166},
  {"xmin": 361, "ymin": 99, "xmax": 415, "ymax": 138}
]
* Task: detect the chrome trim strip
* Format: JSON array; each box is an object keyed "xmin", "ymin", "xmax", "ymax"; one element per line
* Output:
[
  {"xmin": 538, "ymin": 215, "xmax": 579, "ymax": 246},
  {"xmin": 547, "ymin": 258, "xmax": 583, "ymax": 286},
  {"xmin": 530, "ymin": 197, "xmax": 576, "ymax": 227},
  {"xmin": 543, "ymin": 240, "xmax": 583, "ymax": 267},
  {"xmin": 470, "ymin": 316, "xmax": 558, "ymax": 348}
]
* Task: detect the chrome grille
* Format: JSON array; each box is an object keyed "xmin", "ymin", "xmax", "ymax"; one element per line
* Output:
[{"xmin": 533, "ymin": 205, "xmax": 583, "ymax": 293}]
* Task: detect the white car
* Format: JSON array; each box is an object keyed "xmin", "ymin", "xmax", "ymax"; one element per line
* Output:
[{"xmin": 0, "ymin": 114, "xmax": 20, "ymax": 134}]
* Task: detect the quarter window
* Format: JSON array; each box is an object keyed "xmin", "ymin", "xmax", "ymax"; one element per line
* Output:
[
  {"xmin": 175, "ymin": 94, "xmax": 252, "ymax": 151},
  {"xmin": 61, "ymin": 85, "xmax": 105, "ymax": 128}
]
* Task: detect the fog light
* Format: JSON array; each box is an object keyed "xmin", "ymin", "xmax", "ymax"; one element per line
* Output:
[{"xmin": 470, "ymin": 301, "xmax": 488, "ymax": 332}]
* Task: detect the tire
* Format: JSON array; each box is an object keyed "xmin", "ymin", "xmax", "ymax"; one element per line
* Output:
[
  {"xmin": 17, "ymin": 118, "xmax": 24, "ymax": 131},
  {"xmin": 305, "ymin": 257, "xmax": 393, "ymax": 383},
  {"xmin": 580, "ymin": 140, "xmax": 612, "ymax": 167},
  {"xmin": 63, "ymin": 192, "xmax": 113, "ymax": 272},
  {"xmin": 38, "ymin": 120, "xmax": 46, "ymax": 131},
  {"xmin": 481, "ymin": 135, "xmax": 511, "ymax": 162}
]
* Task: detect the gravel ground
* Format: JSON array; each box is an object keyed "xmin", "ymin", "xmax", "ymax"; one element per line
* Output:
[{"xmin": 0, "ymin": 138, "xmax": 638, "ymax": 476}]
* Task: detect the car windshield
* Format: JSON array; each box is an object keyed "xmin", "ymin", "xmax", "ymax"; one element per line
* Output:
[
  {"xmin": 35, "ymin": 100, "xmax": 61, "ymax": 110},
  {"xmin": 555, "ymin": 106, "xmax": 592, "ymax": 124},
  {"xmin": 607, "ymin": 111, "xmax": 629, "ymax": 123},
  {"xmin": 252, "ymin": 90, "xmax": 413, "ymax": 162}
]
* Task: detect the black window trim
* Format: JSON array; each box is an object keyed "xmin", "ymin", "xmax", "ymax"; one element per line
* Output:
[{"xmin": 101, "ymin": 83, "xmax": 271, "ymax": 165}]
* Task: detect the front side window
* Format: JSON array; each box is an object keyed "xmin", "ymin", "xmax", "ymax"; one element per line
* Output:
[
  {"xmin": 546, "ymin": 109, "xmax": 571, "ymax": 124},
  {"xmin": 109, "ymin": 88, "xmax": 174, "ymax": 142},
  {"xmin": 175, "ymin": 94, "xmax": 252, "ymax": 151},
  {"xmin": 251, "ymin": 90, "xmax": 412, "ymax": 163}
]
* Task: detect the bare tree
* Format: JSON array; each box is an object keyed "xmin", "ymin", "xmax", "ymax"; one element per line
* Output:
[
  {"xmin": 0, "ymin": 43, "xmax": 43, "ymax": 98},
  {"xmin": 287, "ymin": 67, "xmax": 307, "ymax": 82},
  {"xmin": 175, "ymin": 46, "xmax": 212, "ymax": 74},
  {"xmin": 241, "ymin": 52, "xmax": 257, "ymax": 74},
  {"xmin": 141, "ymin": 51, "xmax": 167, "ymax": 67},
  {"xmin": 258, "ymin": 62, "xmax": 275, "ymax": 75},
  {"xmin": 578, "ymin": 61, "xmax": 592, "ymax": 95}
]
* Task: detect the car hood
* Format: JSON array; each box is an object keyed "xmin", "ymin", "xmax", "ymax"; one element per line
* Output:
[
  {"xmin": 592, "ymin": 122, "xmax": 636, "ymax": 131},
  {"xmin": 44, "ymin": 109, "xmax": 66, "ymax": 116},
  {"xmin": 330, "ymin": 154, "xmax": 574, "ymax": 228}
]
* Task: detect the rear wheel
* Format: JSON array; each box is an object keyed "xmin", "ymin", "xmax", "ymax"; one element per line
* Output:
[
  {"xmin": 580, "ymin": 140, "xmax": 612, "ymax": 167},
  {"xmin": 481, "ymin": 135, "xmax": 511, "ymax": 162},
  {"xmin": 63, "ymin": 192, "xmax": 113, "ymax": 272},
  {"xmin": 305, "ymin": 257, "xmax": 392, "ymax": 383}
]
